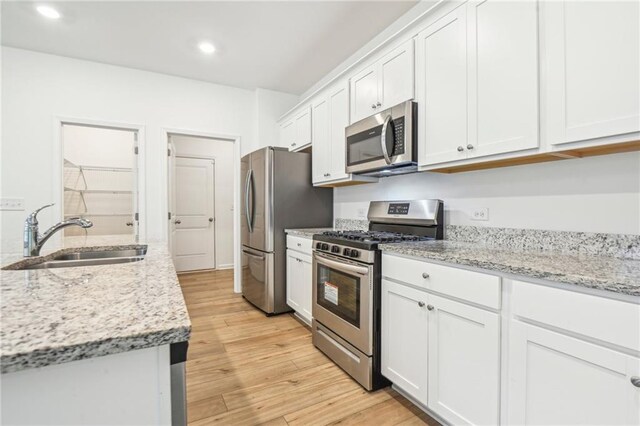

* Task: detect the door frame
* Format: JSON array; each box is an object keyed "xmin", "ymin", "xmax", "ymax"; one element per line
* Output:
[
  {"xmin": 162, "ymin": 128, "xmax": 242, "ymax": 293},
  {"xmin": 171, "ymin": 155, "xmax": 216, "ymax": 272},
  {"xmin": 53, "ymin": 116, "xmax": 147, "ymax": 244}
]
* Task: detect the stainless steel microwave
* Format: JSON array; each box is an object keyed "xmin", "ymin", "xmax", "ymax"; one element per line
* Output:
[{"xmin": 345, "ymin": 100, "xmax": 417, "ymax": 177}]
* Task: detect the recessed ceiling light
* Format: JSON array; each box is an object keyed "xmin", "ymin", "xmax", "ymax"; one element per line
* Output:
[
  {"xmin": 36, "ymin": 5, "xmax": 61, "ymax": 19},
  {"xmin": 198, "ymin": 42, "xmax": 216, "ymax": 54}
]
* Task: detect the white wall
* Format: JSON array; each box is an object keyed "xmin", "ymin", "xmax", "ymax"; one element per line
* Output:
[
  {"xmin": 253, "ymin": 88, "xmax": 298, "ymax": 153},
  {"xmin": 335, "ymin": 152, "xmax": 640, "ymax": 235},
  {"xmin": 170, "ymin": 134, "xmax": 235, "ymax": 269},
  {"xmin": 0, "ymin": 47, "xmax": 299, "ymax": 252}
]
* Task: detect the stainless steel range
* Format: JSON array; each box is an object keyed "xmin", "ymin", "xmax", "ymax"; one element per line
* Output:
[{"xmin": 311, "ymin": 199, "xmax": 444, "ymax": 390}]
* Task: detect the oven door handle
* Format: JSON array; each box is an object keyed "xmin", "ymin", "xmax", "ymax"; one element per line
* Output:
[
  {"xmin": 314, "ymin": 252, "xmax": 370, "ymax": 276},
  {"xmin": 380, "ymin": 114, "xmax": 393, "ymax": 165}
]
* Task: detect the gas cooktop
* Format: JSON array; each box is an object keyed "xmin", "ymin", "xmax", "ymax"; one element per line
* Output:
[{"xmin": 314, "ymin": 230, "xmax": 434, "ymax": 251}]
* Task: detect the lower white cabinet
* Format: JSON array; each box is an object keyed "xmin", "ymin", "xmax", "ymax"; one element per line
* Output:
[
  {"xmin": 427, "ymin": 294, "xmax": 500, "ymax": 425},
  {"xmin": 381, "ymin": 279, "xmax": 429, "ymax": 403},
  {"xmin": 381, "ymin": 276, "xmax": 501, "ymax": 425},
  {"xmin": 286, "ymin": 249, "xmax": 312, "ymax": 323},
  {"xmin": 508, "ymin": 320, "xmax": 640, "ymax": 425}
]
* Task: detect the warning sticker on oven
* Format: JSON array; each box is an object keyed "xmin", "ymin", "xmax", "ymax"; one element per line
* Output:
[{"xmin": 324, "ymin": 282, "xmax": 338, "ymax": 305}]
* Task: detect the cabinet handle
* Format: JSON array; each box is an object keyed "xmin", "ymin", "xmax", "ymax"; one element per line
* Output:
[
  {"xmin": 292, "ymin": 143, "xmax": 297, "ymax": 147},
  {"xmin": 632, "ymin": 377, "xmax": 640, "ymax": 387},
  {"xmin": 376, "ymin": 101, "xmax": 382, "ymax": 108},
  {"xmin": 422, "ymin": 272, "xmax": 430, "ymax": 279},
  {"xmin": 297, "ymin": 243, "xmax": 302, "ymax": 247},
  {"xmin": 174, "ymin": 219, "xmax": 182, "ymax": 224},
  {"xmin": 371, "ymin": 103, "xmax": 377, "ymax": 109},
  {"xmin": 209, "ymin": 217, "xmax": 214, "ymax": 223},
  {"xmin": 427, "ymin": 304, "xmax": 435, "ymax": 311},
  {"xmin": 418, "ymin": 301, "xmax": 425, "ymax": 307},
  {"xmin": 457, "ymin": 146, "xmax": 464, "ymax": 152},
  {"xmin": 126, "ymin": 222, "xmax": 133, "ymax": 227},
  {"xmin": 467, "ymin": 144, "xmax": 474, "ymax": 150}
]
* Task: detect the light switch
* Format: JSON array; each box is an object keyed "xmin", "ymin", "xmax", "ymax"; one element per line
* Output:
[{"xmin": 0, "ymin": 198, "xmax": 25, "ymax": 211}]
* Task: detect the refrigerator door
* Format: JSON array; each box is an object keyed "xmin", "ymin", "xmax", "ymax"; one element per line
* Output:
[
  {"xmin": 241, "ymin": 245, "xmax": 274, "ymax": 313},
  {"xmin": 241, "ymin": 148, "xmax": 273, "ymax": 253}
]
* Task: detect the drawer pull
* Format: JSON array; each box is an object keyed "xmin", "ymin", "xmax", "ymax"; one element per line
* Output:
[
  {"xmin": 422, "ymin": 272, "xmax": 430, "ymax": 279},
  {"xmin": 297, "ymin": 243, "xmax": 301, "ymax": 247},
  {"xmin": 631, "ymin": 377, "xmax": 640, "ymax": 387},
  {"xmin": 427, "ymin": 304, "xmax": 435, "ymax": 311},
  {"xmin": 418, "ymin": 301, "xmax": 425, "ymax": 308}
]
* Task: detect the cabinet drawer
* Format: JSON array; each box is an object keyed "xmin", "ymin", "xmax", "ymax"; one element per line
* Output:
[
  {"xmin": 382, "ymin": 254, "xmax": 501, "ymax": 309},
  {"xmin": 286, "ymin": 235, "xmax": 313, "ymax": 254},
  {"xmin": 512, "ymin": 281, "xmax": 640, "ymax": 352}
]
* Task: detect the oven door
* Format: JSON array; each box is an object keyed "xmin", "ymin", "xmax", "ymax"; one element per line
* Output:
[{"xmin": 312, "ymin": 251, "xmax": 373, "ymax": 356}]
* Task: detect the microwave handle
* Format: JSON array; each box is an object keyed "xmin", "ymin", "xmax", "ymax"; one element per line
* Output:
[{"xmin": 380, "ymin": 114, "xmax": 393, "ymax": 165}]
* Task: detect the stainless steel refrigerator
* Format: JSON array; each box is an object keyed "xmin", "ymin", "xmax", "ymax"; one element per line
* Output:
[{"xmin": 241, "ymin": 147, "xmax": 333, "ymax": 315}]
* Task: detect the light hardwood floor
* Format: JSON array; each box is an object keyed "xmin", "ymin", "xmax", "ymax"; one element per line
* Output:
[{"xmin": 178, "ymin": 270, "xmax": 439, "ymax": 426}]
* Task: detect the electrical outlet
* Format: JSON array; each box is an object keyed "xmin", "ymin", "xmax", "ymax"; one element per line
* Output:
[
  {"xmin": 357, "ymin": 208, "xmax": 367, "ymax": 218},
  {"xmin": 471, "ymin": 208, "xmax": 489, "ymax": 221},
  {"xmin": 0, "ymin": 198, "xmax": 25, "ymax": 211}
]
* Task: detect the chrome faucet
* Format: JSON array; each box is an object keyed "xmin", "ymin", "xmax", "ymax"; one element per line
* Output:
[{"xmin": 23, "ymin": 203, "xmax": 93, "ymax": 257}]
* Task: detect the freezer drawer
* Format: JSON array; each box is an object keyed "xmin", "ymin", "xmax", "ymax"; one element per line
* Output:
[{"xmin": 241, "ymin": 246, "xmax": 275, "ymax": 313}]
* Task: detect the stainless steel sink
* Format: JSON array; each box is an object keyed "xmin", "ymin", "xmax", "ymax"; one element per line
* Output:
[
  {"xmin": 5, "ymin": 247, "xmax": 147, "ymax": 270},
  {"xmin": 52, "ymin": 248, "xmax": 147, "ymax": 261}
]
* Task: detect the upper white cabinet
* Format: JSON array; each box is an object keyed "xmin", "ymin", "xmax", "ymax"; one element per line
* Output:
[
  {"xmin": 312, "ymin": 81, "xmax": 377, "ymax": 186},
  {"xmin": 417, "ymin": 0, "xmax": 539, "ymax": 167},
  {"xmin": 508, "ymin": 321, "xmax": 640, "ymax": 425},
  {"xmin": 280, "ymin": 105, "xmax": 312, "ymax": 151},
  {"xmin": 350, "ymin": 39, "xmax": 414, "ymax": 123},
  {"xmin": 544, "ymin": 1, "xmax": 640, "ymax": 146}
]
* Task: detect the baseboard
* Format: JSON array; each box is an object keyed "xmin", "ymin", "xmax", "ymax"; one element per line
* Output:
[
  {"xmin": 392, "ymin": 385, "xmax": 448, "ymax": 426},
  {"xmin": 216, "ymin": 264, "xmax": 234, "ymax": 270}
]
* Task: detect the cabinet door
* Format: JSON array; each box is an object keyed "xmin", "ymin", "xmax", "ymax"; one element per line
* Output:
[
  {"xmin": 311, "ymin": 97, "xmax": 330, "ymax": 184},
  {"xmin": 350, "ymin": 65, "xmax": 379, "ymax": 123},
  {"xmin": 293, "ymin": 106, "xmax": 312, "ymax": 150},
  {"xmin": 545, "ymin": 1, "xmax": 640, "ymax": 145},
  {"xmin": 508, "ymin": 321, "xmax": 640, "ymax": 425},
  {"xmin": 381, "ymin": 279, "xmax": 429, "ymax": 404},
  {"xmin": 416, "ymin": 6, "xmax": 469, "ymax": 166},
  {"xmin": 427, "ymin": 294, "xmax": 500, "ymax": 425},
  {"xmin": 468, "ymin": 0, "xmax": 539, "ymax": 157},
  {"xmin": 299, "ymin": 253, "xmax": 313, "ymax": 322},
  {"xmin": 328, "ymin": 82, "xmax": 350, "ymax": 180},
  {"xmin": 280, "ymin": 121, "xmax": 294, "ymax": 149},
  {"xmin": 379, "ymin": 39, "xmax": 414, "ymax": 111},
  {"xmin": 286, "ymin": 250, "xmax": 302, "ymax": 312}
]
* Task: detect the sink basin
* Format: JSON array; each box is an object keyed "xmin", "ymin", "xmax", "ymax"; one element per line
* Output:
[
  {"xmin": 4, "ymin": 246, "xmax": 148, "ymax": 270},
  {"xmin": 52, "ymin": 248, "xmax": 147, "ymax": 261}
]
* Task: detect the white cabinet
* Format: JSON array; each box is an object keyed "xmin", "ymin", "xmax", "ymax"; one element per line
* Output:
[
  {"xmin": 427, "ymin": 294, "xmax": 500, "ymax": 425},
  {"xmin": 417, "ymin": 0, "xmax": 538, "ymax": 167},
  {"xmin": 286, "ymin": 237, "xmax": 313, "ymax": 324},
  {"xmin": 312, "ymin": 81, "xmax": 377, "ymax": 186},
  {"xmin": 544, "ymin": 1, "xmax": 640, "ymax": 146},
  {"xmin": 381, "ymin": 279, "xmax": 429, "ymax": 403},
  {"xmin": 350, "ymin": 39, "xmax": 414, "ymax": 123},
  {"xmin": 280, "ymin": 106, "xmax": 312, "ymax": 151},
  {"xmin": 508, "ymin": 321, "xmax": 640, "ymax": 425}
]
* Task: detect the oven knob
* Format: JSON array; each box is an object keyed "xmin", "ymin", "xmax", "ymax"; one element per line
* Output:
[
  {"xmin": 321, "ymin": 243, "xmax": 329, "ymax": 250},
  {"xmin": 315, "ymin": 242, "xmax": 322, "ymax": 249},
  {"xmin": 343, "ymin": 248, "xmax": 351, "ymax": 256},
  {"xmin": 350, "ymin": 250, "xmax": 359, "ymax": 258},
  {"xmin": 331, "ymin": 245, "xmax": 340, "ymax": 253}
]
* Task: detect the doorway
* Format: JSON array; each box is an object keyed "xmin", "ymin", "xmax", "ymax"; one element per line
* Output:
[
  {"xmin": 168, "ymin": 134, "xmax": 235, "ymax": 273},
  {"xmin": 62, "ymin": 123, "xmax": 139, "ymax": 237}
]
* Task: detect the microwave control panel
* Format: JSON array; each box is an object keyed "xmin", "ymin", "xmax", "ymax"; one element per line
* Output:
[{"xmin": 392, "ymin": 117, "xmax": 405, "ymax": 155}]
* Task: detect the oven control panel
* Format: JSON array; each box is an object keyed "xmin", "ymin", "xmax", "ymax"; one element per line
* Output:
[{"xmin": 314, "ymin": 242, "xmax": 374, "ymax": 263}]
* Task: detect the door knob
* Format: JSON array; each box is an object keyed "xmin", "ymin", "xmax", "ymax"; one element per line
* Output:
[
  {"xmin": 457, "ymin": 146, "xmax": 464, "ymax": 152},
  {"xmin": 174, "ymin": 219, "xmax": 182, "ymax": 224},
  {"xmin": 209, "ymin": 217, "xmax": 214, "ymax": 223},
  {"xmin": 467, "ymin": 144, "xmax": 474, "ymax": 150}
]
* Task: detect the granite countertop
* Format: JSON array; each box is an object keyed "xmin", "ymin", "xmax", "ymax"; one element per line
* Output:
[
  {"xmin": 285, "ymin": 228, "xmax": 334, "ymax": 238},
  {"xmin": 0, "ymin": 235, "xmax": 191, "ymax": 374},
  {"xmin": 379, "ymin": 240, "xmax": 640, "ymax": 297}
]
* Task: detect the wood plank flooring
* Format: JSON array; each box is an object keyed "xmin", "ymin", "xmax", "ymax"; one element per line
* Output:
[{"xmin": 178, "ymin": 270, "xmax": 439, "ymax": 426}]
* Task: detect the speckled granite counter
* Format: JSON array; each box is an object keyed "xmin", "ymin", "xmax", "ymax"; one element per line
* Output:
[
  {"xmin": 379, "ymin": 240, "xmax": 640, "ymax": 297},
  {"xmin": 285, "ymin": 228, "xmax": 334, "ymax": 238},
  {"xmin": 0, "ymin": 236, "xmax": 191, "ymax": 374}
]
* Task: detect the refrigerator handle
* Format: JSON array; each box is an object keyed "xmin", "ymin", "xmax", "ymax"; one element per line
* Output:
[{"xmin": 244, "ymin": 169, "xmax": 253, "ymax": 233}]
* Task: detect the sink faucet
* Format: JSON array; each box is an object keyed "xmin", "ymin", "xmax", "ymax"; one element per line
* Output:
[{"xmin": 23, "ymin": 203, "xmax": 93, "ymax": 257}]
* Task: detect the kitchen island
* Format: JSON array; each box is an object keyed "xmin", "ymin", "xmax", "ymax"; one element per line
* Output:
[{"xmin": 1, "ymin": 235, "xmax": 191, "ymax": 425}]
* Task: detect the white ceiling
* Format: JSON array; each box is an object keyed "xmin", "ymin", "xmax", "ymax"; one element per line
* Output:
[{"xmin": 1, "ymin": 1, "xmax": 418, "ymax": 94}]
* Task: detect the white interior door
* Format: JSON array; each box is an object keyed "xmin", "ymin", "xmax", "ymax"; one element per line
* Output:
[{"xmin": 173, "ymin": 157, "xmax": 215, "ymax": 272}]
